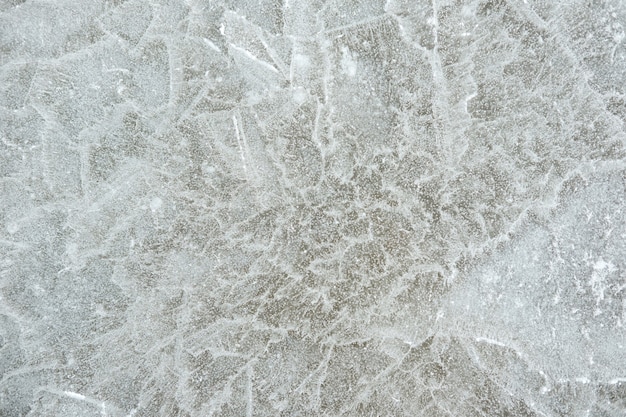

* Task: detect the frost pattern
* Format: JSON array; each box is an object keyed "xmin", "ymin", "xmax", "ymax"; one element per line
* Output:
[{"xmin": 1, "ymin": 0, "xmax": 625, "ymax": 416}]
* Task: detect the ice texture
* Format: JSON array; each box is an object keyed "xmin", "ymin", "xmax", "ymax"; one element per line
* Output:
[{"xmin": 1, "ymin": 0, "xmax": 625, "ymax": 416}]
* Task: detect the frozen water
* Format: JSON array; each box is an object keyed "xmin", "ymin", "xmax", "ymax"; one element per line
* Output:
[{"xmin": 1, "ymin": 0, "xmax": 626, "ymax": 416}]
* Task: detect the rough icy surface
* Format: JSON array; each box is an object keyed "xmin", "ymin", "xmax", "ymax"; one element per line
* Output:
[{"xmin": 1, "ymin": 0, "xmax": 626, "ymax": 416}]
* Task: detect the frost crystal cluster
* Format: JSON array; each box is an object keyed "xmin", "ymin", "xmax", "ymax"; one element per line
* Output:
[{"xmin": 1, "ymin": 0, "xmax": 625, "ymax": 416}]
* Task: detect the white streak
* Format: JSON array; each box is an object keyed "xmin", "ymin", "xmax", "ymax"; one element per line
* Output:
[
  {"xmin": 475, "ymin": 337, "xmax": 507, "ymax": 348},
  {"xmin": 64, "ymin": 391, "xmax": 86, "ymax": 401},
  {"xmin": 229, "ymin": 43, "xmax": 279, "ymax": 74},
  {"xmin": 232, "ymin": 115, "xmax": 248, "ymax": 178},
  {"xmin": 203, "ymin": 38, "xmax": 221, "ymax": 53}
]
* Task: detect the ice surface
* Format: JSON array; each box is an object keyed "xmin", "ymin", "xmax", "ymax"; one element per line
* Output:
[{"xmin": 1, "ymin": 0, "xmax": 625, "ymax": 416}]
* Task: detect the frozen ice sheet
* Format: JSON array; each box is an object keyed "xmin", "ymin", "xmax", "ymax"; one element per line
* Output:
[{"xmin": 1, "ymin": 0, "xmax": 625, "ymax": 416}]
